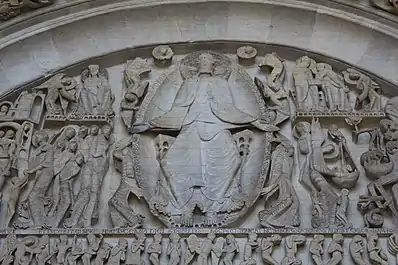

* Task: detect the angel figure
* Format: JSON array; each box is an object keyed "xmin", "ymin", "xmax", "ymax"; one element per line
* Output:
[
  {"xmin": 48, "ymin": 140, "xmax": 84, "ymax": 228},
  {"xmin": 259, "ymin": 140, "xmax": 300, "ymax": 228},
  {"xmin": 34, "ymin": 73, "xmax": 77, "ymax": 116}
]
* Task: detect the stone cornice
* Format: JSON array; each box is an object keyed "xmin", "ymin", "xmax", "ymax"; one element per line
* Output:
[{"xmin": 1, "ymin": 0, "xmax": 398, "ymax": 49}]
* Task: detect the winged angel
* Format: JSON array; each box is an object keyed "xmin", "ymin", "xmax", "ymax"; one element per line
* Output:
[{"xmin": 130, "ymin": 51, "xmax": 285, "ymax": 227}]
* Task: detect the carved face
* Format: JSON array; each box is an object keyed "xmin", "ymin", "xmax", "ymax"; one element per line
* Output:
[
  {"xmin": 88, "ymin": 65, "xmax": 99, "ymax": 76},
  {"xmin": 102, "ymin": 125, "xmax": 112, "ymax": 138},
  {"xmin": 60, "ymin": 235, "xmax": 68, "ymax": 243},
  {"xmin": 299, "ymin": 56, "xmax": 311, "ymax": 67},
  {"xmin": 0, "ymin": 130, "xmax": 5, "ymax": 138},
  {"xmin": 198, "ymin": 53, "xmax": 215, "ymax": 74},
  {"xmin": 226, "ymin": 235, "xmax": 234, "ymax": 244},
  {"xmin": 65, "ymin": 128, "xmax": 76, "ymax": 140},
  {"xmin": 5, "ymin": 130, "xmax": 14, "ymax": 139},
  {"xmin": 169, "ymin": 233, "xmax": 180, "ymax": 242},
  {"xmin": 68, "ymin": 141, "xmax": 78, "ymax": 152},
  {"xmin": 79, "ymin": 126, "xmax": 89, "ymax": 138},
  {"xmin": 90, "ymin": 126, "xmax": 99, "ymax": 136},
  {"xmin": 207, "ymin": 233, "xmax": 216, "ymax": 240}
]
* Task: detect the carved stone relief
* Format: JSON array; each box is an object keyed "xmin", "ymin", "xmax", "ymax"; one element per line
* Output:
[
  {"xmin": 0, "ymin": 0, "xmax": 52, "ymax": 20},
  {"xmin": 2, "ymin": 45, "xmax": 398, "ymax": 265}
]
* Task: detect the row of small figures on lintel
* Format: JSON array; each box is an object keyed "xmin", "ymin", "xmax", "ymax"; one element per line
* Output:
[{"xmin": 3, "ymin": 232, "xmax": 398, "ymax": 265}]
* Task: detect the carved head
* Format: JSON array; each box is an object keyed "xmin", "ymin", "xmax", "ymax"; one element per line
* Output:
[
  {"xmin": 314, "ymin": 235, "xmax": 324, "ymax": 243},
  {"xmin": 118, "ymin": 239, "xmax": 128, "ymax": 249},
  {"xmin": 352, "ymin": 235, "xmax": 363, "ymax": 243},
  {"xmin": 40, "ymin": 235, "xmax": 49, "ymax": 248},
  {"xmin": 341, "ymin": 188, "xmax": 349, "ymax": 196},
  {"xmin": 102, "ymin": 125, "xmax": 112, "ymax": 138},
  {"xmin": 297, "ymin": 56, "xmax": 311, "ymax": 67},
  {"xmin": 293, "ymin": 122, "xmax": 310, "ymax": 138},
  {"xmin": 169, "ymin": 233, "xmax": 180, "ymax": 242},
  {"xmin": 5, "ymin": 130, "xmax": 14, "ymax": 139},
  {"xmin": 90, "ymin": 125, "xmax": 99, "ymax": 136},
  {"xmin": 226, "ymin": 234, "xmax": 235, "ymax": 244},
  {"xmin": 198, "ymin": 53, "xmax": 215, "ymax": 75},
  {"xmin": 333, "ymin": 234, "xmax": 344, "ymax": 244},
  {"xmin": 316, "ymin": 63, "xmax": 332, "ymax": 72},
  {"xmin": 207, "ymin": 232, "xmax": 216, "ymax": 241},
  {"xmin": 88, "ymin": 65, "xmax": 100, "ymax": 77},
  {"xmin": 78, "ymin": 126, "xmax": 89, "ymax": 139},
  {"xmin": 248, "ymin": 232, "xmax": 257, "ymax": 242},
  {"xmin": 0, "ymin": 130, "xmax": 5, "ymax": 138},
  {"xmin": 64, "ymin": 127, "xmax": 76, "ymax": 140},
  {"xmin": 153, "ymin": 233, "xmax": 162, "ymax": 242},
  {"xmin": 60, "ymin": 235, "xmax": 68, "ymax": 243},
  {"xmin": 68, "ymin": 141, "xmax": 78, "ymax": 153},
  {"xmin": 270, "ymin": 234, "xmax": 282, "ymax": 244}
]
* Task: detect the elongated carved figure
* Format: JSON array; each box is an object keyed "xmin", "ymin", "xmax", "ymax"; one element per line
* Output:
[
  {"xmin": 259, "ymin": 141, "xmax": 300, "ymax": 228},
  {"xmin": 367, "ymin": 233, "xmax": 388, "ymax": 265},
  {"xmin": 55, "ymin": 235, "xmax": 71, "ymax": 265},
  {"xmin": 310, "ymin": 235, "xmax": 324, "ymax": 265},
  {"xmin": 93, "ymin": 243, "xmax": 110, "ymax": 265},
  {"xmin": 261, "ymin": 235, "xmax": 281, "ymax": 265},
  {"xmin": 350, "ymin": 235, "xmax": 368, "ymax": 265},
  {"xmin": 326, "ymin": 234, "xmax": 344, "ymax": 265},
  {"xmin": 167, "ymin": 234, "xmax": 182, "ymax": 265},
  {"xmin": 108, "ymin": 239, "xmax": 128, "ymax": 265},
  {"xmin": 26, "ymin": 130, "xmax": 54, "ymax": 228},
  {"xmin": 281, "ymin": 235, "xmax": 306, "ymax": 265},
  {"xmin": 126, "ymin": 233, "xmax": 145, "ymax": 265},
  {"xmin": 148, "ymin": 234, "xmax": 162, "ymax": 265},
  {"xmin": 243, "ymin": 233, "xmax": 258, "ymax": 262},
  {"xmin": 82, "ymin": 234, "xmax": 103, "ymax": 265},
  {"xmin": 223, "ymin": 235, "xmax": 239, "ymax": 265}
]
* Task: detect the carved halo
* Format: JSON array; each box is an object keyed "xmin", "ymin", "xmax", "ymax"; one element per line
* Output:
[{"xmin": 179, "ymin": 51, "xmax": 232, "ymax": 80}]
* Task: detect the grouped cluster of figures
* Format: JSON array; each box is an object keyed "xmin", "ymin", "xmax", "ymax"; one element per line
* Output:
[
  {"xmin": 0, "ymin": 45, "xmax": 396, "ymax": 230},
  {"xmin": 1, "ymin": 231, "xmax": 398, "ymax": 265},
  {"xmin": 0, "ymin": 124, "xmax": 113, "ymax": 229}
]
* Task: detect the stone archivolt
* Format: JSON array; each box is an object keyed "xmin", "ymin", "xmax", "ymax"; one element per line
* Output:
[{"xmin": 1, "ymin": 45, "xmax": 398, "ymax": 264}]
